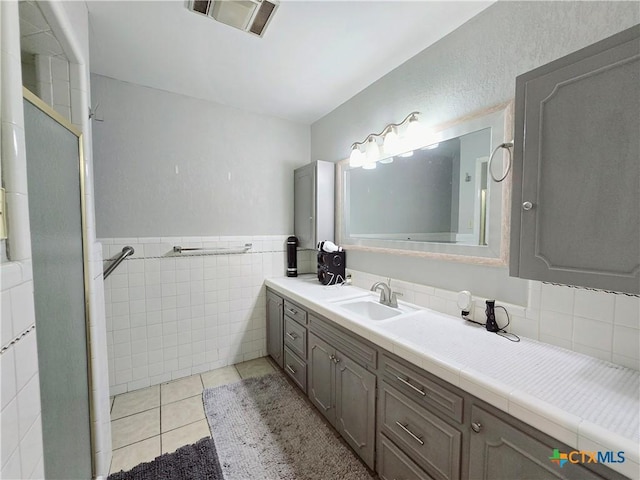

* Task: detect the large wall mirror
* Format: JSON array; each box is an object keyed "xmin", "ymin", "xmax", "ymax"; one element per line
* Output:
[{"xmin": 337, "ymin": 102, "xmax": 513, "ymax": 265}]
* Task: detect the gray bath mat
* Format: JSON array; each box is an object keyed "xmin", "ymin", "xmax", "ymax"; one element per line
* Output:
[
  {"xmin": 108, "ymin": 437, "xmax": 222, "ymax": 480},
  {"xmin": 203, "ymin": 371, "xmax": 375, "ymax": 480}
]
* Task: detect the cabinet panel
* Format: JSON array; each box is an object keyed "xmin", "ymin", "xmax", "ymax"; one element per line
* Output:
[
  {"xmin": 284, "ymin": 316, "xmax": 307, "ymax": 359},
  {"xmin": 284, "ymin": 299, "xmax": 307, "ymax": 325},
  {"xmin": 382, "ymin": 355, "xmax": 463, "ymax": 423},
  {"xmin": 378, "ymin": 433, "xmax": 434, "ymax": 480},
  {"xmin": 335, "ymin": 353, "xmax": 376, "ymax": 469},
  {"xmin": 308, "ymin": 332, "xmax": 335, "ymax": 424},
  {"xmin": 266, "ymin": 290, "xmax": 283, "ymax": 368},
  {"xmin": 469, "ymin": 405, "xmax": 609, "ymax": 480},
  {"xmin": 294, "ymin": 161, "xmax": 335, "ymax": 249},
  {"xmin": 380, "ymin": 382, "xmax": 462, "ymax": 480},
  {"xmin": 309, "ymin": 314, "xmax": 377, "ymax": 369},
  {"xmin": 511, "ymin": 26, "xmax": 640, "ymax": 294},
  {"xmin": 283, "ymin": 346, "xmax": 307, "ymax": 394}
]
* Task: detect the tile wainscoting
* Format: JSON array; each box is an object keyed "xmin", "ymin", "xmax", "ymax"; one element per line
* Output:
[{"xmin": 100, "ymin": 235, "xmax": 315, "ymax": 395}]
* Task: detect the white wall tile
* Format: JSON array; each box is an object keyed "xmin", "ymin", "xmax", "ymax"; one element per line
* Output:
[
  {"xmin": 572, "ymin": 316, "xmax": 613, "ymax": 352},
  {"xmin": 13, "ymin": 333, "xmax": 38, "ymax": 392},
  {"xmin": 540, "ymin": 283, "xmax": 575, "ymax": 314},
  {"xmin": 614, "ymin": 295, "xmax": 640, "ymax": 329},
  {"xmin": 573, "ymin": 289, "xmax": 615, "ymax": 323},
  {"xmin": 612, "ymin": 326, "xmax": 640, "ymax": 360}
]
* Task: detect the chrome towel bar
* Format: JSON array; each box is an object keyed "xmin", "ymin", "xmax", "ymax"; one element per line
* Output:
[
  {"xmin": 103, "ymin": 246, "xmax": 135, "ymax": 279},
  {"xmin": 172, "ymin": 243, "xmax": 252, "ymax": 255}
]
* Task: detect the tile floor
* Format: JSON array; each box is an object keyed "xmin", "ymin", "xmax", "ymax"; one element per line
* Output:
[{"xmin": 109, "ymin": 356, "xmax": 277, "ymax": 474}]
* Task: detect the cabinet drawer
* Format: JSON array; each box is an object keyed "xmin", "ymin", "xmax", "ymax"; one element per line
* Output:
[
  {"xmin": 378, "ymin": 433, "xmax": 434, "ymax": 480},
  {"xmin": 284, "ymin": 300, "xmax": 307, "ymax": 325},
  {"xmin": 284, "ymin": 316, "xmax": 307, "ymax": 359},
  {"xmin": 284, "ymin": 347, "xmax": 307, "ymax": 394},
  {"xmin": 309, "ymin": 314, "xmax": 376, "ymax": 369},
  {"xmin": 380, "ymin": 382, "xmax": 461, "ymax": 480},
  {"xmin": 382, "ymin": 355, "xmax": 463, "ymax": 423}
]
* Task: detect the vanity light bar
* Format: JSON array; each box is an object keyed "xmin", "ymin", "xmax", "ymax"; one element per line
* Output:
[{"xmin": 349, "ymin": 112, "xmax": 421, "ymax": 168}]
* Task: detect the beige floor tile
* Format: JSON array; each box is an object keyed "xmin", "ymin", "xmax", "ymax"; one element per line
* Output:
[
  {"xmin": 111, "ymin": 385, "xmax": 160, "ymax": 420},
  {"xmin": 235, "ymin": 357, "xmax": 275, "ymax": 379},
  {"xmin": 161, "ymin": 374, "xmax": 204, "ymax": 405},
  {"xmin": 112, "ymin": 408, "xmax": 160, "ymax": 450},
  {"xmin": 161, "ymin": 395, "xmax": 205, "ymax": 432},
  {"xmin": 201, "ymin": 366, "xmax": 241, "ymax": 388},
  {"xmin": 161, "ymin": 419, "xmax": 211, "ymax": 454},
  {"xmin": 110, "ymin": 436, "xmax": 161, "ymax": 474}
]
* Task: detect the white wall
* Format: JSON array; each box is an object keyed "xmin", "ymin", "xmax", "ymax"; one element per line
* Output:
[
  {"xmin": 310, "ymin": 1, "xmax": 639, "ymax": 364},
  {"xmin": 91, "ymin": 74, "xmax": 310, "ymax": 238},
  {"xmin": 91, "ymin": 75, "xmax": 312, "ymax": 394}
]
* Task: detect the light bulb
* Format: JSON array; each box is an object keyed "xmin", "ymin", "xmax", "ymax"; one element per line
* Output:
[
  {"xmin": 383, "ymin": 127, "xmax": 400, "ymax": 155},
  {"xmin": 406, "ymin": 114, "xmax": 422, "ymax": 144},
  {"xmin": 349, "ymin": 145, "xmax": 364, "ymax": 167},
  {"xmin": 365, "ymin": 136, "xmax": 379, "ymax": 165}
]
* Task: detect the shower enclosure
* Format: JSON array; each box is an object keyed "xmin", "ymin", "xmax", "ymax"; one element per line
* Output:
[{"xmin": 23, "ymin": 89, "xmax": 93, "ymax": 479}]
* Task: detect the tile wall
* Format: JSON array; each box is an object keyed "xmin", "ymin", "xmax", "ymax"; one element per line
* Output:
[
  {"xmin": 349, "ymin": 269, "xmax": 640, "ymax": 370},
  {"xmin": 101, "ymin": 235, "xmax": 315, "ymax": 395},
  {"xmin": 1, "ymin": 265, "xmax": 45, "ymax": 479}
]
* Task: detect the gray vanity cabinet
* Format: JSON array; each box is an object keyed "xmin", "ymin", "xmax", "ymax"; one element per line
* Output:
[
  {"xmin": 282, "ymin": 299, "xmax": 308, "ymax": 393},
  {"xmin": 468, "ymin": 405, "xmax": 625, "ymax": 480},
  {"xmin": 266, "ymin": 290, "xmax": 284, "ymax": 368},
  {"xmin": 294, "ymin": 160, "xmax": 335, "ymax": 249},
  {"xmin": 510, "ymin": 26, "xmax": 640, "ymax": 294},
  {"xmin": 308, "ymin": 327, "xmax": 377, "ymax": 469}
]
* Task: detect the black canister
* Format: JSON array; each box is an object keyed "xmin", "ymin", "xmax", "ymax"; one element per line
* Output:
[{"xmin": 287, "ymin": 236, "xmax": 298, "ymax": 277}]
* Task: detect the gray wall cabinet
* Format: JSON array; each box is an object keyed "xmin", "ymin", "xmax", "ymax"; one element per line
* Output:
[
  {"xmin": 294, "ymin": 160, "xmax": 335, "ymax": 249},
  {"xmin": 510, "ymin": 25, "xmax": 640, "ymax": 294},
  {"xmin": 266, "ymin": 290, "xmax": 284, "ymax": 367},
  {"xmin": 267, "ymin": 288, "xmax": 625, "ymax": 479}
]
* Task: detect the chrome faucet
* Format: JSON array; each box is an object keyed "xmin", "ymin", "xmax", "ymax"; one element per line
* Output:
[{"xmin": 370, "ymin": 281, "xmax": 402, "ymax": 308}]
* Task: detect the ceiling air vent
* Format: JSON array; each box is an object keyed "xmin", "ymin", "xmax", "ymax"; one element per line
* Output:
[{"xmin": 188, "ymin": 0, "xmax": 278, "ymax": 38}]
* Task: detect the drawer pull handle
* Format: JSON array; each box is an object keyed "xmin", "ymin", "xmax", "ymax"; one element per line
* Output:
[
  {"xmin": 328, "ymin": 354, "xmax": 340, "ymax": 364},
  {"xmin": 286, "ymin": 332, "xmax": 298, "ymax": 340},
  {"xmin": 395, "ymin": 421, "xmax": 424, "ymax": 446},
  {"xmin": 396, "ymin": 376, "xmax": 426, "ymax": 396},
  {"xmin": 471, "ymin": 422, "xmax": 482, "ymax": 433},
  {"xmin": 285, "ymin": 364, "xmax": 297, "ymax": 375},
  {"xmin": 286, "ymin": 307, "xmax": 298, "ymax": 316}
]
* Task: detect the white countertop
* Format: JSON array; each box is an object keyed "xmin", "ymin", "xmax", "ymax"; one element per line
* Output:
[{"xmin": 266, "ymin": 275, "xmax": 640, "ymax": 479}]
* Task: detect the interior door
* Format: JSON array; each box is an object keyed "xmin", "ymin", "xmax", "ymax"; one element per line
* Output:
[{"xmin": 23, "ymin": 91, "xmax": 93, "ymax": 479}]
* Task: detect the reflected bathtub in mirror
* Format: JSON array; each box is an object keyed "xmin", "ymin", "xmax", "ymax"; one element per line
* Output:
[{"xmin": 337, "ymin": 102, "xmax": 513, "ymax": 265}]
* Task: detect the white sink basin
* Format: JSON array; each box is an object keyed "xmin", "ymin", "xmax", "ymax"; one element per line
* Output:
[{"xmin": 335, "ymin": 297, "xmax": 418, "ymax": 321}]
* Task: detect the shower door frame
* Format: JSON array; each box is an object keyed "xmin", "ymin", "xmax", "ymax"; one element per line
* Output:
[{"xmin": 22, "ymin": 86, "xmax": 95, "ymax": 476}]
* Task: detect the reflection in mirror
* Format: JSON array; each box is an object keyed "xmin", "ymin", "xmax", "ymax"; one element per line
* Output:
[
  {"xmin": 347, "ymin": 128, "xmax": 490, "ymax": 246},
  {"xmin": 338, "ymin": 103, "xmax": 512, "ymax": 264}
]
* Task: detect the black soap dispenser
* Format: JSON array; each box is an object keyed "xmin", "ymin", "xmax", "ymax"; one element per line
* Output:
[{"xmin": 287, "ymin": 236, "xmax": 298, "ymax": 277}]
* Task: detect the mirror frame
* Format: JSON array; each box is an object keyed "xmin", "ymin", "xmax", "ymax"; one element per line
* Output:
[{"xmin": 336, "ymin": 101, "xmax": 514, "ymax": 266}]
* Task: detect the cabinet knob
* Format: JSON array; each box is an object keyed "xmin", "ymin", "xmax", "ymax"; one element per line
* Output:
[
  {"xmin": 522, "ymin": 201, "xmax": 533, "ymax": 211},
  {"xmin": 471, "ymin": 422, "xmax": 483, "ymax": 433}
]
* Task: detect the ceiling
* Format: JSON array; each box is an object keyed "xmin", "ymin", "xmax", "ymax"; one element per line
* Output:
[{"xmin": 87, "ymin": 1, "xmax": 494, "ymax": 124}]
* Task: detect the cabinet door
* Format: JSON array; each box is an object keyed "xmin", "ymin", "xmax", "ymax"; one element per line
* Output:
[
  {"xmin": 335, "ymin": 352, "xmax": 376, "ymax": 470},
  {"xmin": 308, "ymin": 332, "xmax": 335, "ymax": 424},
  {"xmin": 266, "ymin": 291, "xmax": 284, "ymax": 368},
  {"xmin": 294, "ymin": 163, "xmax": 316, "ymax": 249},
  {"xmin": 511, "ymin": 27, "xmax": 640, "ymax": 294},
  {"xmin": 469, "ymin": 406, "xmax": 609, "ymax": 480}
]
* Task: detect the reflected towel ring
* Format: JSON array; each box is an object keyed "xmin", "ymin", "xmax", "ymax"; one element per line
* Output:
[{"xmin": 488, "ymin": 142, "xmax": 514, "ymax": 182}]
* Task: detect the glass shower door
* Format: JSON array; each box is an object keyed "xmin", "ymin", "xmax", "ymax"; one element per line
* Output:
[{"xmin": 23, "ymin": 93, "xmax": 93, "ymax": 479}]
